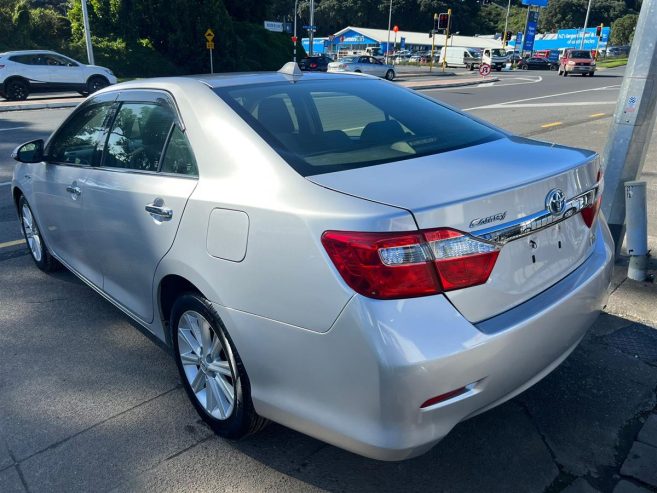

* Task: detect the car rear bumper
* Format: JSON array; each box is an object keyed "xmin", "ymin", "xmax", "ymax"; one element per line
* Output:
[
  {"xmin": 216, "ymin": 219, "xmax": 613, "ymax": 461},
  {"xmin": 567, "ymin": 65, "xmax": 595, "ymax": 73}
]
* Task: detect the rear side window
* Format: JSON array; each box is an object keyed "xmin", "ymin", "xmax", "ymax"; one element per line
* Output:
[
  {"xmin": 104, "ymin": 102, "xmax": 175, "ymax": 172},
  {"xmin": 160, "ymin": 126, "xmax": 198, "ymax": 176},
  {"xmin": 48, "ymin": 102, "xmax": 113, "ymax": 165},
  {"xmin": 215, "ymin": 79, "xmax": 502, "ymax": 176},
  {"xmin": 9, "ymin": 54, "xmax": 39, "ymax": 65}
]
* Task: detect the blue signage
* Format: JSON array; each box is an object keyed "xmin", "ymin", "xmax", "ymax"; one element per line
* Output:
[
  {"xmin": 521, "ymin": 0, "xmax": 548, "ymax": 6},
  {"xmin": 400, "ymin": 37, "xmax": 406, "ymax": 49},
  {"xmin": 515, "ymin": 32, "xmax": 523, "ymax": 48},
  {"xmin": 508, "ymin": 26, "xmax": 612, "ymax": 51}
]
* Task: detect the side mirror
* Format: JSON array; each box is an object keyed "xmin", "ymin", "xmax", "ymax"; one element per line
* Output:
[{"xmin": 11, "ymin": 139, "xmax": 44, "ymax": 163}]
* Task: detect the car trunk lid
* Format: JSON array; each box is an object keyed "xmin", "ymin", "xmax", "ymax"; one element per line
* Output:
[{"xmin": 308, "ymin": 136, "xmax": 601, "ymax": 322}]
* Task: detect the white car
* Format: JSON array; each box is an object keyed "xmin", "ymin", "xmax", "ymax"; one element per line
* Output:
[
  {"xmin": 0, "ymin": 50, "xmax": 117, "ymax": 101},
  {"xmin": 328, "ymin": 56, "xmax": 395, "ymax": 80}
]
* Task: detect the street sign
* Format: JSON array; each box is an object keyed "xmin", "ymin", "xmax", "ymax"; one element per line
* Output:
[
  {"xmin": 264, "ymin": 21, "xmax": 284, "ymax": 32},
  {"xmin": 206, "ymin": 41, "xmax": 215, "ymax": 50},
  {"xmin": 479, "ymin": 63, "xmax": 491, "ymax": 76},
  {"xmin": 205, "ymin": 29, "xmax": 214, "ymax": 42},
  {"xmin": 303, "ymin": 25, "xmax": 317, "ymax": 32}
]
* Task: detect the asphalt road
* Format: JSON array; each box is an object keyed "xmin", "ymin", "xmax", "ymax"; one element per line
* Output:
[{"xmin": 2, "ymin": 65, "xmax": 657, "ymax": 492}]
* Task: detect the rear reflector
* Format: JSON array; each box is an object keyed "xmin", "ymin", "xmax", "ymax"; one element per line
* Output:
[
  {"xmin": 420, "ymin": 387, "xmax": 468, "ymax": 408},
  {"xmin": 322, "ymin": 228, "xmax": 500, "ymax": 300}
]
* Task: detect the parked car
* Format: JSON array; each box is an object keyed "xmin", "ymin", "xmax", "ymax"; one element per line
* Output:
[
  {"xmin": 0, "ymin": 50, "xmax": 117, "ymax": 101},
  {"xmin": 328, "ymin": 55, "xmax": 395, "ymax": 80},
  {"xmin": 439, "ymin": 46, "xmax": 481, "ymax": 70},
  {"xmin": 558, "ymin": 49, "xmax": 596, "ymax": 76},
  {"xmin": 605, "ymin": 45, "xmax": 630, "ymax": 57},
  {"xmin": 518, "ymin": 56, "xmax": 558, "ymax": 71},
  {"xmin": 11, "ymin": 64, "xmax": 613, "ymax": 461},
  {"xmin": 298, "ymin": 55, "xmax": 330, "ymax": 72}
]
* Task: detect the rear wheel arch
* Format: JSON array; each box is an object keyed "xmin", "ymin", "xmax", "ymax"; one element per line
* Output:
[
  {"xmin": 159, "ymin": 274, "xmax": 205, "ymax": 345},
  {"xmin": 12, "ymin": 187, "xmax": 23, "ymax": 212}
]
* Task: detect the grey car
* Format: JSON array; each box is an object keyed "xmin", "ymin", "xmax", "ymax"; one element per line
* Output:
[
  {"xmin": 328, "ymin": 55, "xmax": 395, "ymax": 80},
  {"xmin": 11, "ymin": 64, "xmax": 613, "ymax": 461}
]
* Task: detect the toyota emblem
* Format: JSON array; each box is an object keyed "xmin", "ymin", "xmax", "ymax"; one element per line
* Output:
[{"xmin": 545, "ymin": 189, "xmax": 566, "ymax": 215}]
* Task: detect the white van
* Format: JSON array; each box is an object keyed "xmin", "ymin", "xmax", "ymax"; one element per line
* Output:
[{"xmin": 439, "ymin": 47, "xmax": 481, "ymax": 70}]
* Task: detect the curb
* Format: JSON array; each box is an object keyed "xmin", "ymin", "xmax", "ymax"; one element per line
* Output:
[
  {"xmin": 0, "ymin": 100, "xmax": 81, "ymax": 112},
  {"xmin": 394, "ymin": 71, "xmax": 457, "ymax": 78},
  {"xmin": 399, "ymin": 77, "xmax": 498, "ymax": 90}
]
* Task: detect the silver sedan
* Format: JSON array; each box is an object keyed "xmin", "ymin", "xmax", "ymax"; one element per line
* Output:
[
  {"xmin": 10, "ymin": 64, "xmax": 613, "ymax": 461},
  {"xmin": 328, "ymin": 55, "xmax": 396, "ymax": 80}
]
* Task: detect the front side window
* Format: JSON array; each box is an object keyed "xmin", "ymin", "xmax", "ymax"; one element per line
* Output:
[
  {"xmin": 104, "ymin": 102, "xmax": 175, "ymax": 172},
  {"xmin": 48, "ymin": 102, "xmax": 113, "ymax": 165},
  {"xmin": 216, "ymin": 79, "xmax": 502, "ymax": 176}
]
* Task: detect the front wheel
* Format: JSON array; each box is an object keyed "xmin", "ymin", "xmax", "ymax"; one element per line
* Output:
[
  {"xmin": 384, "ymin": 69, "xmax": 395, "ymax": 81},
  {"xmin": 521, "ymin": 65, "xmax": 528, "ymax": 70},
  {"xmin": 172, "ymin": 293, "xmax": 268, "ymax": 439},
  {"xmin": 18, "ymin": 196, "xmax": 59, "ymax": 271}
]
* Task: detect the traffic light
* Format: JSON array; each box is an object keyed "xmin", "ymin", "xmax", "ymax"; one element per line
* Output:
[
  {"xmin": 504, "ymin": 31, "xmax": 513, "ymax": 45},
  {"xmin": 438, "ymin": 13, "xmax": 449, "ymax": 30},
  {"xmin": 595, "ymin": 24, "xmax": 603, "ymax": 37},
  {"xmin": 433, "ymin": 13, "xmax": 439, "ymax": 32}
]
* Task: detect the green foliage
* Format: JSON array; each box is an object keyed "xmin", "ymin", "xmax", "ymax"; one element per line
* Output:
[
  {"xmin": 610, "ymin": 13, "xmax": 638, "ymax": 45},
  {"xmin": 539, "ymin": 0, "xmax": 633, "ymax": 33}
]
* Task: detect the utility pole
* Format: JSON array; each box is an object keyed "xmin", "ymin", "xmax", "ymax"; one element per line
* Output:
[
  {"xmin": 293, "ymin": 0, "xmax": 298, "ymax": 62},
  {"xmin": 309, "ymin": 0, "xmax": 315, "ymax": 56},
  {"xmin": 601, "ymin": 0, "xmax": 657, "ymax": 251},
  {"xmin": 386, "ymin": 0, "xmax": 393, "ymax": 64},
  {"xmin": 81, "ymin": 0, "xmax": 95, "ymax": 65},
  {"xmin": 579, "ymin": 0, "xmax": 593, "ymax": 48}
]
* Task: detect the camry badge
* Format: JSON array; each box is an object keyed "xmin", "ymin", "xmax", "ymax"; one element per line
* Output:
[
  {"xmin": 469, "ymin": 211, "xmax": 507, "ymax": 229},
  {"xmin": 545, "ymin": 189, "xmax": 566, "ymax": 216}
]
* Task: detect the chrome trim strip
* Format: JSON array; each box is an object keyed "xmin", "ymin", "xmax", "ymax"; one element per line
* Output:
[{"xmin": 472, "ymin": 186, "xmax": 598, "ymax": 245}]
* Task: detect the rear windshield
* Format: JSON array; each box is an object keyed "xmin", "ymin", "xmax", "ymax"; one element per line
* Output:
[
  {"xmin": 214, "ymin": 78, "xmax": 502, "ymax": 176},
  {"xmin": 569, "ymin": 50, "xmax": 591, "ymax": 58}
]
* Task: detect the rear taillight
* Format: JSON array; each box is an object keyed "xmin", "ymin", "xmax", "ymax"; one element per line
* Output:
[
  {"xmin": 321, "ymin": 228, "xmax": 500, "ymax": 300},
  {"xmin": 310, "ymin": 63, "xmax": 317, "ymax": 68},
  {"xmin": 581, "ymin": 169, "xmax": 603, "ymax": 228}
]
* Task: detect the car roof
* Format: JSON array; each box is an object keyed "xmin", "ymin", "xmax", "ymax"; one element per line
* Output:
[
  {"xmin": 94, "ymin": 70, "xmax": 374, "ymax": 96},
  {"xmin": 0, "ymin": 50, "xmax": 61, "ymax": 56}
]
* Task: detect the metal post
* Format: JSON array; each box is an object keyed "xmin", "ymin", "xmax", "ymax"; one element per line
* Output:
[
  {"xmin": 579, "ymin": 0, "xmax": 593, "ymax": 49},
  {"xmin": 293, "ymin": 0, "xmax": 298, "ymax": 62},
  {"xmin": 521, "ymin": 6, "xmax": 531, "ymax": 59},
  {"xmin": 625, "ymin": 181, "xmax": 648, "ymax": 280},
  {"xmin": 81, "ymin": 0, "xmax": 95, "ymax": 65},
  {"xmin": 442, "ymin": 9, "xmax": 451, "ymax": 72},
  {"xmin": 601, "ymin": 0, "xmax": 657, "ymax": 251},
  {"xmin": 309, "ymin": 0, "xmax": 315, "ymax": 56},
  {"xmin": 386, "ymin": 0, "xmax": 393, "ymax": 64},
  {"xmin": 503, "ymin": 0, "xmax": 511, "ymax": 44},
  {"xmin": 430, "ymin": 13, "xmax": 437, "ymax": 73},
  {"xmin": 210, "ymin": 48, "xmax": 213, "ymax": 74}
]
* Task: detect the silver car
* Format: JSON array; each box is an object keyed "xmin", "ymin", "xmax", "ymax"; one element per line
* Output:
[
  {"xmin": 10, "ymin": 65, "xmax": 613, "ymax": 461},
  {"xmin": 328, "ymin": 55, "xmax": 396, "ymax": 80}
]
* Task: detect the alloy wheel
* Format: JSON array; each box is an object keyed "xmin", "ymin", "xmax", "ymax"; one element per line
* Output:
[
  {"xmin": 21, "ymin": 204, "xmax": 43, "ymax": 262},
  {"xmin": 177, "ymin": 310, "xmax": 236, "ymax": 420}
]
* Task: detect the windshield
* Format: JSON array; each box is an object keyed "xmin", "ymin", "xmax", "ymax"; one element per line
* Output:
[
  {"xmin": 340, "ymin": 56, "xmax": 357, "ymax": 63},
  {"xmin": 214, "ymin": 79, "xmax": 502, "ymax": 176},
  {"xmin": 491, "ymin": 49, "xmax": 506, "ymax": 57},
  {"xmin": 569, "ymin": 50, "xmax": 591, "ymax": 58}
]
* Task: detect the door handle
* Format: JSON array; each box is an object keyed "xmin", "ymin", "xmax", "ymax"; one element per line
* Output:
[
  {"xmin": 145, "ymin": 203, "xmax": 173, "ymax": 220},
  {"xmin": 66, "ymin": 185, "xmax": 81, "ymax": 196}
]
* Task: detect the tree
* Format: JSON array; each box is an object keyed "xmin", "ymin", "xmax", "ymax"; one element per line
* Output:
[{"xmin": 610, "ymin": 13, "xmax": 638, "ymax": 45}]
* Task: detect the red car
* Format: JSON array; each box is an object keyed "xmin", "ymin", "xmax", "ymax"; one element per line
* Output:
[{"xmin": 558, "ymin": 49, "xmax": 596, "ymax": 77}]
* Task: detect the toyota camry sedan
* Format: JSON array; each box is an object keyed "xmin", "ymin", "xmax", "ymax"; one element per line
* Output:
[{"xmin": 11, "ymin": 63, "xmax": 613, "ymax": 461}]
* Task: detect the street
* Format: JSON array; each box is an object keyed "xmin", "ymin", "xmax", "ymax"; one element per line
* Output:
[{"xmin": 1, "ymin": 66, "xmax": 657, "ymax": 492}]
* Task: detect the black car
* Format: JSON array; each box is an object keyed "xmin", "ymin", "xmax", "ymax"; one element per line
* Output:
[
  {"xmin": 298, "ymin": 55, "xmax": 330, "ymax": 72},
  {"xmin": 518, "ymin": 56, "xmax": 558, "ymax": 71}
]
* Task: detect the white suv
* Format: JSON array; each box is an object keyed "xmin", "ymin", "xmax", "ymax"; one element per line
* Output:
[{"xmin": 0, "ymin": 50, "xmax": 117, "ymax": 101}]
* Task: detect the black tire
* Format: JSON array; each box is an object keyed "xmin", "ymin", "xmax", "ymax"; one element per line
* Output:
[
  {"xmin": 589, "ymin": 72, "xmax": 595, "ymax": 76},
  {"xmin": 18, "ymin": 195, "xmax": 59, "ymax": 272},
  {"xmin": 354, "ymin": 69, "xmax": 361, "ymax": 73},
  {"xmin": 384, "ymin": 69, "xmax": 395, "ymax": 81},
  {"xmin": 171, "ymin": 293, "xmax": 268, "ymax": 439},
  {"xmin": 496, "ymin": 66, "xmax": 502, "ymax": 72},
  {"xmin": 87, "ymin": 75, "xmax": 109, "ymax": 94},
  {"xmin": 5, "ymin": 79, "xmax": 29, "ymax": 101},
  {"xmin": 563, "ymin": 70, "xmax": 568, "ymax": 77},
  {"xmin": 466, "ymin": 64, "xmax": 473, "ymax": 71},
  {"xmin": 550, "ymin": 65, "xmax": 557, "ymax": 71},
  {"xmin": 521, "ymin": 65, "xmax": 528, "ymax": 70}
]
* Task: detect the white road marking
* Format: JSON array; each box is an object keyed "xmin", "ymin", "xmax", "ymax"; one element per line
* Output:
[
  {"xmin": 0, "ymin": 126, "xmax": 26, "ymax": 132},
  {"xmin": 476, "ymin": 76, "xmax": 542, "ymax": 89},
  {"xmin": 0, "ymin": 182, "xmax": 12, "ymax": 187},
  {"xmin": 464, "ymin": 84, "xmax": 621, "ymax": 111},
  {"xmin": 476, "ymin": 101, "xmax": 617, "ymax": 109},
  {"xmin": 0, "ymin": 239, "xmax": 25, "ymax": 249}
]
